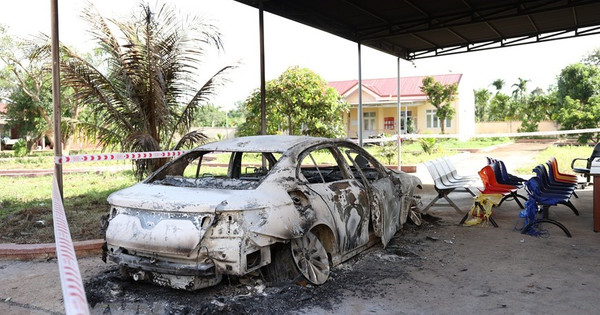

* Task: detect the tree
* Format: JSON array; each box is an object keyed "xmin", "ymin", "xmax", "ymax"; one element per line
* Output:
[
  {"xmin": 0, "ymin": 25, "xmax": 82, "ymax": 151},
  {"xmin": 60, "ymin": 2, "xmax": 233, "ymax": 178},
  {"xmin": 557, "ymin": 96, "xmax": 600, "ymax": 144},
  {"xmin": 555, "ymin": 63, "xmax": 600, "ymax": 105},
  {"xmin": 491, "ymin": 79, "xmax": 505, "ymax": 93},
  {"xmin": 193, "ymin": 104, "xmax": 226, "ymax": 127},
  {"xmin": 518, "ymin": 93, "xmax": 555, "ymax": 132},
  {"xmin": 511, "ymin": 77, "xmax": 529, "ymax": 104},
  {"xmin": 237, "ymin": 66, "xmax": 348, "ymax": 138},
  {"xmin": 583, "ymin": 48, "xmax": 600, "ymax": 66},
  {"xmin": 554, "ymin": 62, "xmax": 600, "ymax": 143},
  {"xmin": 473, "ymin": 88, "xmax": 491, "ymax": 122},
  {"xmin": 420, "ymin": 76, "xmax": 457, "ymax": 134},
  {"xmin": 487, "ymin": 93, "xmax": 512, "ymax": 121}
]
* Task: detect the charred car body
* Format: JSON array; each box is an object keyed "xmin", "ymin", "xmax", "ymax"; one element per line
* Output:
[{"xmin": 104, "ymin": 135, "xmax": 422, "ymax": 290}]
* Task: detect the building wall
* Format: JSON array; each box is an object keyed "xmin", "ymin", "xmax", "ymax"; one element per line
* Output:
[
  {"xmin": 341, "ymin": 83, "xmax": 464, "ymax": 138},
  {"xmin": 474, "ymin": 120, "xmax": 558, "ymax": 134}
]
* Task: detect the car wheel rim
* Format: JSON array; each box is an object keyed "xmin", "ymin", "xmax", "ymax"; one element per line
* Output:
[{"xmin": 290, "ymin": 231, "xmax": 330, "ymax": 285}]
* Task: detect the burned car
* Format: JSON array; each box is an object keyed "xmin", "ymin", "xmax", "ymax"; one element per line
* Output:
[{"xmin": 104, "ymin": 135, "xmax": 422, "ymax": 290}]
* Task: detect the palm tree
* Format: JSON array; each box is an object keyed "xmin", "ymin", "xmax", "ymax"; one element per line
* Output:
[
  {"xmin": 511, "ymin": 77, "xmax": 529, "ymax": 101},
  {"xmin": 60, "ymin": 2, "xmax": 233, "ymax": 178}
]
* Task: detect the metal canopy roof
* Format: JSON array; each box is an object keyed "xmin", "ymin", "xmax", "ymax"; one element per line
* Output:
[{"xmin": 234, "ymin": 0, "xmax": 600, "ymax": 60}]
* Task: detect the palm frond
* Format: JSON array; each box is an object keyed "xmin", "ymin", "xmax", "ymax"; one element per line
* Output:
[
  {"xmin": 173, "ymin": 129, "xmax": 209, "ymax": 151},
  {"xmin": 165, "ymin": 64, "xmax": 235, "ymax": 148}
]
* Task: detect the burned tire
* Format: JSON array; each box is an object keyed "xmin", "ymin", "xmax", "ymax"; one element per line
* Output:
[
  {"xmin": 290, "ymin": 231, "xmax": 330, "ymax": 285},
  {"xmin": 262, "ymin": 243, "xmax": 303, "ymax": 285}
]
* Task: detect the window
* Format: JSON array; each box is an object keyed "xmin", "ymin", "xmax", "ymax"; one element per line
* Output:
[
  {"xmin": 363, "ymin": 112, "xmax": 376, "ymax": 131},
  {"xmin": 399, "ymin": 111, "xmax": 413, "ymax": 131},
  {"xmin": 426, "ymin": 109, "xmax": 451, "ymax": 129},
  {"xmin": 147, "ymin": 151, "xmax": 280, "ymax": 190},
  {"xmin": 339, "ymin": 147, "xmax": 383, "ymax": 183},
  {"xmin": 298, "ymin": 147, "xmax": 346, "ymax": 184}
]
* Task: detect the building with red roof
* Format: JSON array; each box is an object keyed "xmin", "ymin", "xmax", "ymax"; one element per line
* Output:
[{"xmin": 329, "ymin": 74, "xmax": 474, "ymax": 138}]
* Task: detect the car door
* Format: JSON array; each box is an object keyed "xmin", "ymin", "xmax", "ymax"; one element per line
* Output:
[
  {"xmin": 341, "ymin": 147, "xmax": 401, "ymax": 247},
  {"xmin": 296, "ymin": 145, "xmax": 371, "ymax": 253}
]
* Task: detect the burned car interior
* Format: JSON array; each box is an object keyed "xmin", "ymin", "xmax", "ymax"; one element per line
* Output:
[{"xmin": 149, "ymin": 151, "xmax": 280, "ymax": 189}]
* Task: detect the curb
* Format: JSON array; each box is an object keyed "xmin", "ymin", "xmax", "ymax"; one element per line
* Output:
[{"xmin": 0, "ymin": 239, "xmax": 104, "ymax": 261}]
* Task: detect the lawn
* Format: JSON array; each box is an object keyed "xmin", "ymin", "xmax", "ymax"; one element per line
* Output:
[
  {"xmin": 0, "ymin": 171, "xmax": 137, "ymax": 244},
  {"xmin": 516, "ymin": 144, "xmax": 594, "ymax": 174}
]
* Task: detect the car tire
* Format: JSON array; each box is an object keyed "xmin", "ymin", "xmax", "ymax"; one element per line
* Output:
[
  {"xmin": 262, "ymin": 243, "xmax": 303, "ymax": 285},
  {"xmin": 290, "ymin": 230, "xmax": 330, "ymax": 285}
]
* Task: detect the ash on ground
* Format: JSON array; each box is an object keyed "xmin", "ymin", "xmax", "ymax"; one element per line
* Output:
[{"xmin": 85, "ymin": 222, "xmax": 438, "ymax": 315}]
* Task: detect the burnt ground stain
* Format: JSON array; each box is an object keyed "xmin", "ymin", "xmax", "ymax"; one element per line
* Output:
[{"xmin": 85, "ymin": 221, "xmax": 433, "ymax": 314}]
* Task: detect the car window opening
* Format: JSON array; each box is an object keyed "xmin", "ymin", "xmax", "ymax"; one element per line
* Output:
[
  {"xmin": 299, "ymin": 147, "xmax": 346, "ymax": 184},
  {"xmin": 149, "ymin": 151, "xmax": 280, "ymax": 189}
]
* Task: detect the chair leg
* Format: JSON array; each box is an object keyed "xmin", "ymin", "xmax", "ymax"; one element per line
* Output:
[
  {"xmin": 511, "ymin": 191, "xmax": 525, "ymax": 209},
  {"xmin": 421, "ymin": 195, "xmax": 441, "ymax": 214},
  {"xmin": 515, "ymin": 193, "xmax": 528, "ymax": 201},
  {"xmin": 498, "ymin": 193, "xmax": 524, "ymax": 209},
  {"xmin": 521, "ymin": 218, "xmax": 572, "ymax": 237},
  {"xmin": 558, "ymin": 200, "xmax": 580, "ymax": 216},
  {"xmin": 459, "ymin": 211, "xmax": 469, "ymax": 225},
  {"xmin": 476, "ymin": 202, "xmax": 498, "ymax": 227},
  {"xmin": 573, "ymin": 191, "xmax": 579, "ymax": 198},
  {"xmin": 443, "ymin": 194, "xmax": 464, "ymax": 214},
  {"xmin": 466, "ymin": 187, "xmax": 476, "ymax": 197}
]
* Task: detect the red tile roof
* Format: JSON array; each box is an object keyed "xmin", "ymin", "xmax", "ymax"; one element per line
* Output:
[{"xmin": 329, "ymin": 74, "xmax": 462, "ymax": 98}]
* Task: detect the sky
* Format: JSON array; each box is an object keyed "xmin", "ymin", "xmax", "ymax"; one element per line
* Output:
[{"xmin": 2, "ymin": 0, "xmax": 600, "ymax": 110}]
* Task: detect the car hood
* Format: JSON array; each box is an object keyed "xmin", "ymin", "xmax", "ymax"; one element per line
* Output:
[{"xmin": 107, "ymin": 183, "xmax": 280, "ymax": 212}]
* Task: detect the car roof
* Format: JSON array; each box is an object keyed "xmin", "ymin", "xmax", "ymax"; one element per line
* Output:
[{"xmin": 195, "ymin": 135, "xmax": 347, "ymax": 153}]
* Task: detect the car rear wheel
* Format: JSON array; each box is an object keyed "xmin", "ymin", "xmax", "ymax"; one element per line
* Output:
[{"xmin": 290, "ymin": 230, "xmax": 330, "ymax": 285}]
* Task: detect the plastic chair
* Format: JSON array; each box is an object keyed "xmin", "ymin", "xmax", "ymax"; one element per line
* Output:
[
  {"xmin": 548, "ymin": 157, "xmax": 578, "ymax": 183},
  {"xmin": 570, "ymin": 142, "xmax": 600, "ymax": 186},
  {"xmin": 442, "ymin": 157, "xmax": 479, "ymax": 182},
  {"xmin": 531, "ymin": 165, "xmax": 579, "ymax": 216},
  {"xmin": 422, "ymin": 160, "xmax": 476, "ymax": 214},
  {"xmin": 478, "ymin": 165, "xmax": 525, "ymax": 209}
]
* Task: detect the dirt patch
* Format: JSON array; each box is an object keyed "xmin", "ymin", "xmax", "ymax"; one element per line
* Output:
[{"xmin": 0, "ymin": 205, "xmax": 107, "ymax": 244}]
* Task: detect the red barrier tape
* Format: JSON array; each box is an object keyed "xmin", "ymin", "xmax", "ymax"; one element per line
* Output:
[
  {"xmin": 54, "ymin": 150, "xmax": 186, "ymax": 164},
  {"xmin": 52, "ymin": 173, "xmax": 90, "ymax": 315}
]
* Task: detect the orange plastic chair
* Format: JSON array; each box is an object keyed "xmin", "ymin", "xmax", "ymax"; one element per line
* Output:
[
  {"xmin": 478, "ymin": 165, "xmax": 525, "ymax": 209},
  {"xmin": 547, "ymin": 157, "xmax": 577, "ymax": 183}
]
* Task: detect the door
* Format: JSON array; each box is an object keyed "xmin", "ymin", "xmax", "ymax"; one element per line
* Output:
[
  {"xmin": 341, "ymin": 148, "xmax": 401, "ymax": 247},
  {"xmin": 297, "ymin": 146, "xmax": 370, "ymax": 253}
]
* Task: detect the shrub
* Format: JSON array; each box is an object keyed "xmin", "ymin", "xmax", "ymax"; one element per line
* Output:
[
  {"xmin": 418, "ymin": 137, "xmax": 437, "ymax": 155},
  {"xmin": 378, "ymin": 142, "xmax": 397, "ymax": 165},
  {"xmin": 12, "ymin": 139, "xmax": 28, "ymax": 157}
]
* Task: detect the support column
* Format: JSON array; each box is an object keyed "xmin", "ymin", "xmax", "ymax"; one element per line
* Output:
[
  {"xmin": 51, "ymin": 0, "xmax": 63, "ymax": 198},
  {"xmin": 396, "ymin": 57, "xmax": 402, "ymax": 171},
  {"xmin": 259, "ymin": 1, "xmax": 266, "ymax": 136},
  {"xmin": 358, "ymin": 43, "xmax": 363, "ymax": 146}
]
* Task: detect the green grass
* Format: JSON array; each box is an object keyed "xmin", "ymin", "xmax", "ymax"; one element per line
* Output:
[
  {"xmin": 0, "ymin": 170, "xmax": 137, "ymax": 243},
  {"xmin": 365, "ymin": 137, "xmax": 510, "ymax": 165},
  {"xmin": 0, "ymin": 155, "xmax": 130, "ymax": 170},
  {"xmin": 516, "ymin": 145, "xmax": 594, "ymax": 174}
]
